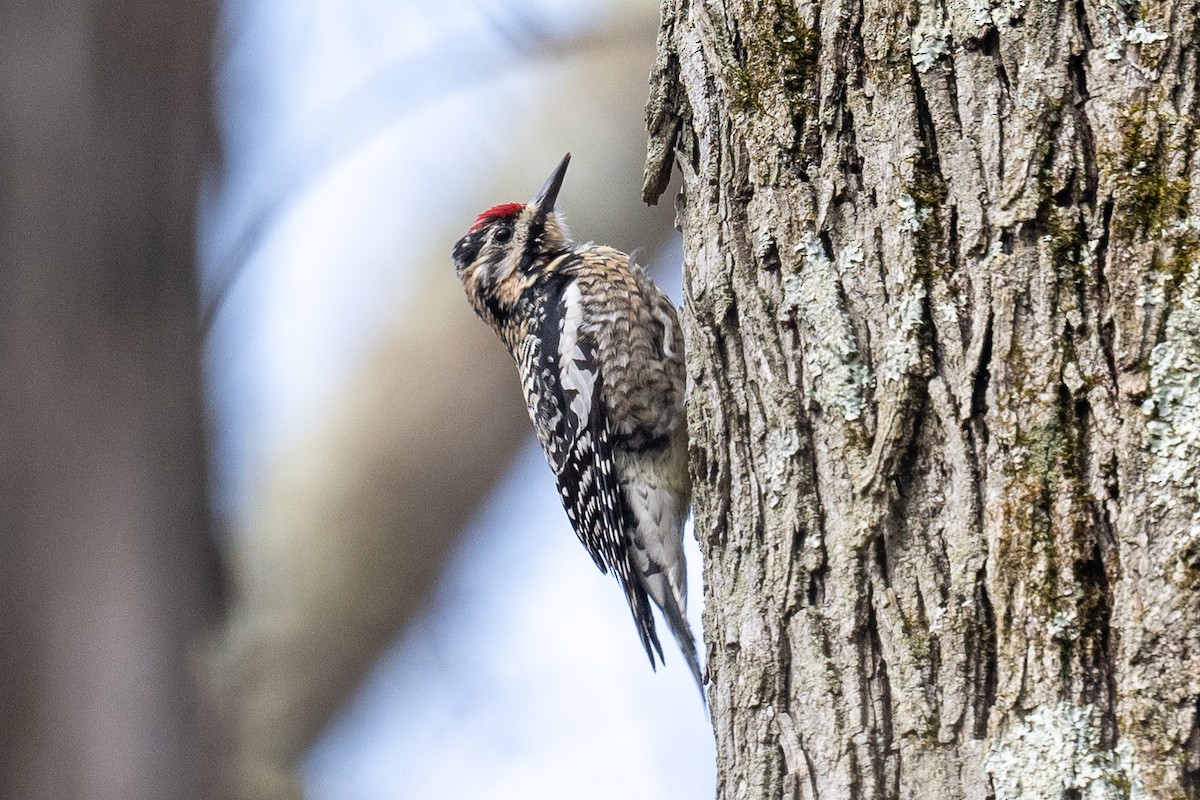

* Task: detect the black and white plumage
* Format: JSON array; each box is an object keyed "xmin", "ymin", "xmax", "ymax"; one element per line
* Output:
[{"xmin": 452, "ymin": 153, "xmax": 702, "ymax": 693}]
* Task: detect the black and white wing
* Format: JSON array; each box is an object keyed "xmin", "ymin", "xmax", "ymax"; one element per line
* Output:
[{"xmin": 517, "ymin": 278, "xmax": 664, "ymax": 667}]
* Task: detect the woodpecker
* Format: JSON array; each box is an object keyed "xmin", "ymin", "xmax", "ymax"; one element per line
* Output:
[{"xmin": 452, "ymin": 153, "xmax": 702, "ymax": 693}]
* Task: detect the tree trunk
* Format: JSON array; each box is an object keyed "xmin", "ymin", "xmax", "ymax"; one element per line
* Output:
[
  {"xmin": 645, "ymin": 0, "xmax": 1200, "ymax": 797},
  {"xmin": 0, "ymin": 2, "xmax": 219, "ymax": 798}
]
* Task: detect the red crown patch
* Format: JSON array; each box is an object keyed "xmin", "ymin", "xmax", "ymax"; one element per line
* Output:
[{"xmin": 469, "ymin": 203, "xmax": 524, "ymax": 233}]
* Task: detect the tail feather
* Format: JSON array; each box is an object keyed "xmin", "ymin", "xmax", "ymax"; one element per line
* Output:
[
  {"xmin": 640, "ymin": 569, "xmax": 706, "ymax": 701},
  {"xmin": 620, "ymin": 475, "xmax": 706, "ymax": 701},
  {"xmin": 617, "ymin": 557, "xmax": 706, "ymax": 701},
  {"xmin": 617, "ymin": 563, "xmax": 665, "ymax": 668},
  {"xmin": 657, "ymin": 586, "xmax": 706, "ymax": 700}
]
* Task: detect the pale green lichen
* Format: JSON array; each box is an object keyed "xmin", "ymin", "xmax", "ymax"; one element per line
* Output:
[
  {"xmin": 985, "ymin": 703, "xmax": 1138, "ymax": 799},
  {"xmin": 782, "ymin": 232, "xmax": 873, "ymax": 421},
  {"xmin": 1142, "ymin": 270, "xmax": 1171, "ymax": 310},
  {"xmin": 1097, "ymin": 16, "xmax": 1170, "ymax": 71},
  {"xmin": 1140, "ymin": 262, "xmax": 1200, "ymax": 542},
  {"xmin": 910, "ymin": 1, "xmax": 949, "ymax": 73},
  {"xmin": 837, "ymin": 240, "xmax": 864, "ymax": 277},
  {"xmin": 878, "ymin": 283, "xmax": 928, "ymax": 385},
  {"xmin": 1123, "ymin": 21, "xmax": 1168, "ymax": 44},
  {"xmin": 1047, "ymin": 607, "xmax": 1079, "ymax": 641},
  {"xmin": 1081, "ymin": 237, "xmax": 1100, "ymax": 271},
  {"xmin": 897, "ymin": 192, "xmax": 929, "ymax": 233},
  {"xmin": 968, "ymin": 0, "xmax": 1027, "ymax": 27},
  {"xmin": 1062, "ymin": 361, "xmax": 1085, "ymax": 394},
  {"xmin": 967, "ymin": 0, "xmax": 993, "ymax": 26},
  {"xmin": 935, "ymin": 299, "xmax": 959, "ymax": 325},
  {"xmin": 764, "ymin": 427, "xmax": 800, "ymax": 509}
]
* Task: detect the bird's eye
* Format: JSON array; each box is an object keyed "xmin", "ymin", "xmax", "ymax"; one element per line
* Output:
[{"xmin": 493, "ymin": 225, "xmax": 513, "ymax": 244}]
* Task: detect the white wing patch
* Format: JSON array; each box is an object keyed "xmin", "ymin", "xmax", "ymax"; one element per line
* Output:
[{"xmin": 558, "ymin": 281, "xmax": 595, "ymax": 429}]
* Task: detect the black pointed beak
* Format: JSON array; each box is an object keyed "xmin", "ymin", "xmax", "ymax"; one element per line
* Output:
[
  {"xmin": 517, "ymin": 153, "xmax": 570, "ymax": 274},
  {"xmin": 531, "ymin": 152, "xmax": 571, "ymax": 217}
]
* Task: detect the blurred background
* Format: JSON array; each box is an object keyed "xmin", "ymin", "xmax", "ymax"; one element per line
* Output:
[{"xmin": 0, "ymin": 0, "xmax": 713, "ymax": 798}]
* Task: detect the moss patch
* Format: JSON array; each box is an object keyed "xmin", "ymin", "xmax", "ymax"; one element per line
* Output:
[
  {"xmin": 1111, "ymin": 104, "xmax": 1192, "ymax": 243},
  {"xmin": 726, "ymin": 0, "xmax": 819, "ymax": 126}
]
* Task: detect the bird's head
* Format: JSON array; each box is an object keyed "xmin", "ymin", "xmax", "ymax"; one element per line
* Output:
[{"xmin": 453, "ymin": 153, "xmax": 573, "ymax": 327}]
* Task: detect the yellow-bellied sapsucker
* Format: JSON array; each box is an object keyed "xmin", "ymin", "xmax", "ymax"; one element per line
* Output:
[{"xmin": 452, "ymin": 153, "xmax": 702, "ymax": 691}]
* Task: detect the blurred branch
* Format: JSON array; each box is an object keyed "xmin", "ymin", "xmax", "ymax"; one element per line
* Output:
[
  {"xmin": 210, "ymin": 273, "xmax": 528, "ymax": 799},
  {"xmin": 0, "ymin": 2, "xmax": 220, "ymax": 798}
]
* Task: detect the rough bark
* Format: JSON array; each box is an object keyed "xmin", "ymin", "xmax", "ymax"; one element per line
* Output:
[
  {"xmin": 646, "ymin": 0, "xmax": 1200, "ymax": 797},
  {"xmin": 0, "ymin": 1, "xmax": 219, "ymax": 798}
]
